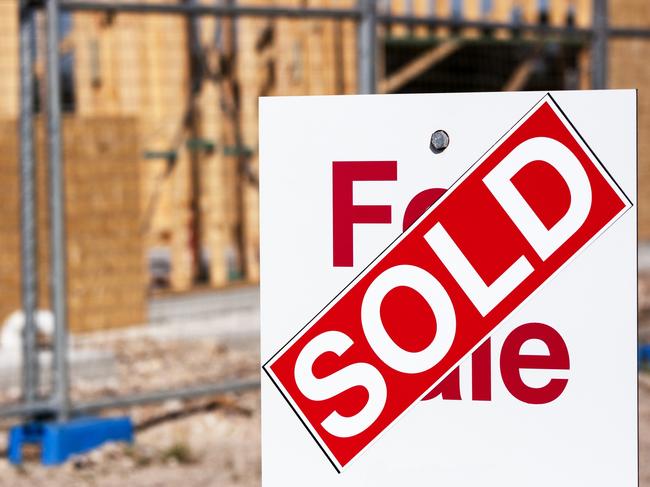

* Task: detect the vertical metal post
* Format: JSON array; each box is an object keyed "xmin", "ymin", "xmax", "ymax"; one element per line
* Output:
[
  {"xmin": 592, "ymin": 0, "xmax": 608, "ymax": 89},
  {"xmin": 45, "ymin": 0, "xmax": 70, "ymax": 421},
  {"xmin": 19, "ymin": 0, "xmax": 40, "ymax": 407},
  {"xmin": 357, "ymin": 0, "xmax": 377, "ymax": 94}
]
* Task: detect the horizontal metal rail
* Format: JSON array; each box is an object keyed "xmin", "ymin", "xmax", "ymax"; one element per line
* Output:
[
  {"xmin": 58, "ymin": 1, "xmax": 587, "ymax": 37},
  {"xmin": 609, "ymin": 27, "xmax": 650, "ymax": 39},
  {"xmin": 58, "ymin": 1, "xmax": 650, "ymax": 40},
  {"xmin": 0, "ymin": 378, "xmax": 260, "ymax": 419},
  {"xmin": 60, "ymin": 1, "xmax": 361, "ymax": 19},
  {"xmin": 0, "ymin": 399, "xmax": 56, "ymax": 419},
  {"xmin": 72, "ymin": 378, "xmax": 260, "ymax": 415},
  {"xmin": 378, "ymin": 14, "xmax": 593, "ymax": 38}
]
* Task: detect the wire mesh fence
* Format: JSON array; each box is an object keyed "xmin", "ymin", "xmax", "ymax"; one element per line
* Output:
[{"xmin": 0, "ymin": 0, "xmax": 648, "ymax": 432}]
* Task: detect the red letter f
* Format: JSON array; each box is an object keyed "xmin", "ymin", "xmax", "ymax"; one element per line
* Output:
[{"xmin": 332, "ymin": 161, "xmax": 397, "ymax": 267}]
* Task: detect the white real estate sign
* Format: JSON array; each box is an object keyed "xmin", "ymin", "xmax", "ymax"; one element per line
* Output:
[{"xmin": 259, "ymin": 90, "xmax": 637, "ymax": 486}]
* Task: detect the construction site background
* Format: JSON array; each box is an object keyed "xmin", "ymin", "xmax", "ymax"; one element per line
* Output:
[{"xmin": 0, "ymin": 0, "xmax": 647, "ymax": 333}]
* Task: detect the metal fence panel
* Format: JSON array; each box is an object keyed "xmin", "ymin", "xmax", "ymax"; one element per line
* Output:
[{"xmin": 0, "ymin": 0, "xmax": 648, "ymax": 427}]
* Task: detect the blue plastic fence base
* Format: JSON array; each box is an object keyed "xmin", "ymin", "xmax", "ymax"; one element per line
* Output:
[{"xmin": 8, "ymin": 416, "xmax": 133, "ymax": 466}]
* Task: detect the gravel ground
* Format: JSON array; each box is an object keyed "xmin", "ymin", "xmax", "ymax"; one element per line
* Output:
[{"xmin": 71, "ymin": 336, "xmax": 259, "ymax": 403}]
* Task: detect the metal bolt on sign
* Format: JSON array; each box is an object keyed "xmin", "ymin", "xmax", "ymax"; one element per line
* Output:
[{"xmin": 430, "ymin": 130, "xmax": 450, "ymax": 154}]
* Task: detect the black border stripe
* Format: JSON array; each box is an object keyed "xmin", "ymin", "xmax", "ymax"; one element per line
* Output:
[
  {"xmin": 262, "ymin": 366, "xmax": 341, "ymax": 473},
  {"xmin": 546, "ymin": 92, "xmax": 633, "ymax": 208}
]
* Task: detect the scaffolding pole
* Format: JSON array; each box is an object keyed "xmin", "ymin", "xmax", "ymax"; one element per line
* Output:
[
  {"xmin": 45, "ymin": 0, "xmax": 71, "ymax": 422},
  {"xmin": 592, "ymin": 0, "xmax": 608, "ymax": 89},
  {"xmin": 18, "ymin": 0, "xmax": 40, "ymax": 408},
  {"xmin": 357, "ymin": 0, "xmax": 377, "ymax": 94}
]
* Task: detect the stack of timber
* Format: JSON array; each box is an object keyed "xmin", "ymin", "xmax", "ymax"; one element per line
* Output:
[
  {"xmin": 0, "ymin": 1, "xmax": 18, "ymax": 119},
  {"xmin": 0, "ymin": 117, "xmax": 146, "ymax": 333}
]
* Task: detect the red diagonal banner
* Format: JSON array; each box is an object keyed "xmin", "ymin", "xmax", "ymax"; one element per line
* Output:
[{"xmin": 263, "ymin": 94, "xmax": 631, "ymax": 471}]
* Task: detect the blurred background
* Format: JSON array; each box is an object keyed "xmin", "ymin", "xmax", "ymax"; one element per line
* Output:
[{"xmin": 0, "ymin": 0, "xmax": 648, "ymax": 485}]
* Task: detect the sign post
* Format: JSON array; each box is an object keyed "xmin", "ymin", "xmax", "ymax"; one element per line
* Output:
[{"xmin": 260, "ymin": 91, "xmax": 637, "ymax": 486}]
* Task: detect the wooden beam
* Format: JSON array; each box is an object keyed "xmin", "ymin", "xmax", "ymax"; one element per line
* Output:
[
  {"xmin": 578, "ymin": 47, "xmax": 591, "ymax": 90},
  {"xmin": 378, "ymin": 40, "xmax": 461, "ymax": 94},
  {"xmin": 502, "ymin": 56, "xmax": 536, "ymax": 92},
  {"xmin": 0, "ymin": 0, "xmax": 18, "ymax": 118}
]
